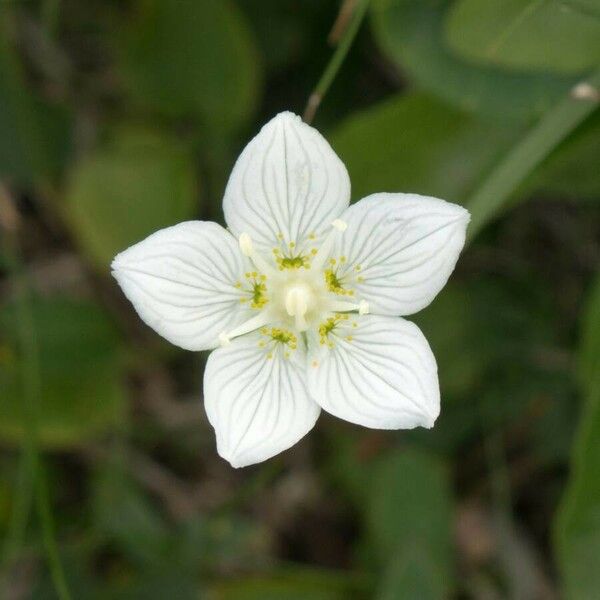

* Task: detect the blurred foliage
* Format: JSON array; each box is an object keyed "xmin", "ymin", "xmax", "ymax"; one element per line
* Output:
[
  {"xmin": 64, "ymin": 127, "xmax": 199, "ymax": 269},
  {"xmin": 118, "ymin": 0, "xmax": 261, "ymax": 134},
  {"xmin": 367, "ymin": 450, "xmax": 453, "ymax": 599},
  {"xmin": 370, "ymin": 0, "xmax": 578, "ymax": 121},
  {"xmin": 445, "ymin": 0, "xmax": 600, "ymax": 74},
  {"xmin": 0, "ymin": 8, "xmax": 68, "ymax": 184},
  {"xmin": 555, "ymin": 274, "xmax": 600, "ymax": 599},
  {"xmin": 0, "ymin": 297, "xmax": 125, "ymax": 448},
  {"xmin": 331, "ymin": 92, "xmax": 519, "ymax": 202},
  {"xmin": 0, "ymin": 0, "xmax": 599, "ymax": 598}
]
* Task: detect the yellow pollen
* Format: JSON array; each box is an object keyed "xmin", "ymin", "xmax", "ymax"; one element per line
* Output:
[
  {"xmin": 261, "ymin": 327, "xmax": 298, "ymax": 351},
  {"xmin": 318, "ymin": 313, "xmax": 349, "ymax": 347},
  {"xmin": 276, "ymin": 253, "xmax": 310, "ymax": 270}
]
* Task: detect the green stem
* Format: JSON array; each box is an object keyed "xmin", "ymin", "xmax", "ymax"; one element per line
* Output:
[
  {"xmin": 1, "ymin": 224, "xmax": 71, "ymax": 600},
  {"xmin": 303, "ymin": 0, "xmax": 370, "ymax": 123},
  {"xmin": 466, "ymin": 69, "xmax": 600, "ymax": 241}
]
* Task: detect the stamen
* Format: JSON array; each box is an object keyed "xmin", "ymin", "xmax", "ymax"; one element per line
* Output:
[
  {"xmin": 326, "ymin": 298, "xmax": 369, "ymax": 315},
  {"xmin": 310, "ymin": 220, "xmax": 347, "ymax": 272},
  {"xmin": 238, "ymin": 233, "xmax": 278, "ymax": 278},
  {"xmin": 219, "ymin": 310, "xmax": 273, "ymax": 346}
]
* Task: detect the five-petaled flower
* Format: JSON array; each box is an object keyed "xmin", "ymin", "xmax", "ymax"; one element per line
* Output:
[{"xmin": 112, "ymin": 112, "xmax": 470, "ymax": 468}]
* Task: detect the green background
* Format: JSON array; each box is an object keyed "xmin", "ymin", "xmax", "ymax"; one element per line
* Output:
[{"xmin": 0, "ymin": 0, "xmax": 599, "ymax": 597}]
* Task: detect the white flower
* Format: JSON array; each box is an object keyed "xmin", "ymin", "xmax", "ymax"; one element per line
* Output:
[{"xmin": 112, "ymin": 112, "xmax": 470, "ymax": 468}]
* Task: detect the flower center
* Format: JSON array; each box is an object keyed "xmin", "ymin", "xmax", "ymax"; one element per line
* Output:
[{"xmin": 218, "ymin": 223, "xmax": 370, "ymax": 347}]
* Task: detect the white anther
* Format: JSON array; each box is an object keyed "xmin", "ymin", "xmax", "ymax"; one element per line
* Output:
[
  {"xmin": 358, "ymin": 300, "xmax": 369, "ymax": 315},
  {"xmin": 238, "ymin": 232, "xmax": 278, "ymax": 278},
  {"xmin": 219, "ymin": 332, "xmax": 231, "ymax": 347},
  {"xmin": 311, "ymin": 220, "xmax": 348, "ymax": 272},
  {"xmin": 239, "ymin": 232, "xmax": 253, "ymax": 256}
]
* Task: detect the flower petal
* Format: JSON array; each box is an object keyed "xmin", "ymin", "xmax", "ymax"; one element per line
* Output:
[
  {"xmin": 307, "ymin": 314, "xmax": 439, "ymax": 429},
  {"xmin": 204, "ymin": 328, "xmax": 320, "ymax": 468},
  {"xmin": 223, "ymin": 112, "xmax": 350, "ymax": 259},
  {"xmin": 112, "ymin": 221, "xmax": 255, "ymax": 351},
  {"xmin": 331, "ymin": 193, "xmax": 469, "ymax": 315}
]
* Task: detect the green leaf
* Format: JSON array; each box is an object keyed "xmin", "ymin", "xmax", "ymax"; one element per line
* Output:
[
  {"xmin": 330, "ymin": 92, "xmax": 519, "ymax": 202},
  {"xmin": 366, "ymin": 449, "xmax": 453, "ymax": 598},
  {"xmin": 371, "ymin": 0, "xmax": 576, "ymax": 121},
  {"xmin": 209, "ymin": 567, "xmax": 363, "ymax": 600},
  {"xmin": 533, "ymin": 111, "xmax": 600, "ymax": 200},
  {"xmin": 118, "ymin": 0, "xmax": 261, "ymax": 133},
  {"xmin": 0, "ymin": 10, "xmax": 49, "ymax": 185},
  {"xmin": 0, "ymin": 297, "xmax": 125, "ymax": 448},
  {"xmin": 377, "ymin": 547, "xmax": 448, "ymax": 600},
  {"xmin": 445, "ymin": 0, "xmax": 600, "ymax": 75},
  {"xmin": 555, "ymin": 274, "xmax": 600, "ymax": 598},
  {"xmin": 464, "ymin": 66, "xmax": 600, "ymax": 239},
  {"xmin": 93, "ymin": 464, "xmax": 170, "ymax": 568},
  {"xmin": 64, "ymin": 127, "xmax": 198, "ymax": 269}
]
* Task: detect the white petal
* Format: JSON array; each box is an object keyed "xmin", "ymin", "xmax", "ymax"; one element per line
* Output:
[
  {"xmin": 112, "ymin": 221, "xmax": 256, "ymax": 351},
  {"xmin": 204, "ymin": 328, "xmax": 320, "ymax": 468},
  {"xmin": 223, "ymin": 112, "xmax": 350, "ymax": 259},
  {"xmin": 307, "ymin": 315, "xmax": 439, "ymax": 429},
  {"xmin": 331, "ymin": 193, "xmax": 469, "ymax": 315}
]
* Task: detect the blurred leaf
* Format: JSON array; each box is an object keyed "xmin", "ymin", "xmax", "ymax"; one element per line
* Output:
[
  {"xmin": 464, "ymin": 66, "xmax": 600, "ymax": 238},
  {"xmin": 119, "ymin": 0, "xmax": 261, "ymax": 133},
  {"xmin": 555, "ymin": 274, "xmax": 600, "ymax": 598},
  {"xmin": 445, "ymin": 0, "xmax": 600, "ymax": 74},
  {"xmin": 377, "ymin": 548, "xmax": 448, "ymax": 600},
  {"xmin": 331, "ymin": 93, "xmax": 519, "ymax": 202},
  {"xmin": 410, "ymin": 276, "xmax": 569, "ymax": 453},
  {"xmin": 366, "ymin": 449, "xmax": 453, "ymax": 598},
  {"xmin": 0, "ymin": 10, "xmax": 52, "ymax": 184},
  {"xmin": 533, "ymin": 111, "xmax": 600, "ymax": 200},
  {"xmin": 0, "ymin": 296, "xmax": 125, "ymax": 448},
  {"xmin": 209, "ymin": 567, "xmax": 364, "ymax": 600},
  {"xmin": 93, "ymin": 463, "xmax": 171, "ymax": 567},
  {"xmin": 64, "ymin": 127, "xmax": 198, "ymax": 269},
  {"xmin": 105, "ymin": 576, "xmax": 199, "ymax": 600},
  {"xmin": 371, "ymin": 0, "xmax": 576, "ymax": 121},
  {"xmin": 413, "ymin": 283, "xmax": 484, "ymax": 401},
  {"xmin": 240, "ymin": 0, "xmax": 321, "ymax": 72}
]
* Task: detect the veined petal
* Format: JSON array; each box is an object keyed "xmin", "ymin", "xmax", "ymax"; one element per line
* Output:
[
  {"xmin": 204, "ymin": 327, "xmax": 320, "ymax": 468},
  {"xmin": 112, "ymin": 221, "xmax": 258, "ymax": 351},
  {"xmin": 223, "ymin": 112, "xmax": 350, "ymax": 262},
  {"xmin": 330, "ymin": 193, "xmax": 469, "ymax": 315},
  {"xmin": 307, "ymin": 314, "xmax": 439, "ymax": 430}
]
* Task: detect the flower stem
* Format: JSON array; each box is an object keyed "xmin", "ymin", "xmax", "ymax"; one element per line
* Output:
[
  {"xmin": 303, "ymin": 0, "xmax": 370, "ymax": 124},
  {"xmin": 466, "ymin": 69, "xmax": 600, "ymax": 241},
  {"xmin": 0, "ymin": 189, "xmax": 71, "ymax": 600}
]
